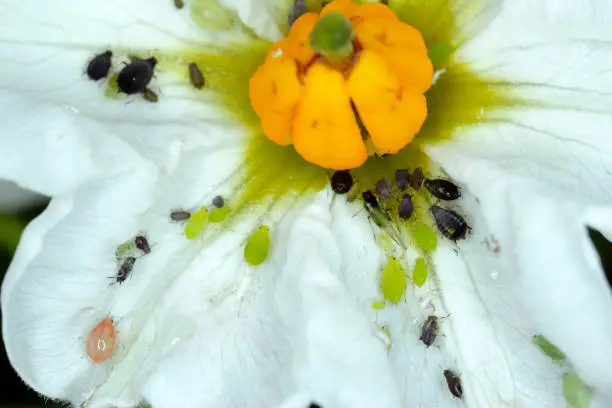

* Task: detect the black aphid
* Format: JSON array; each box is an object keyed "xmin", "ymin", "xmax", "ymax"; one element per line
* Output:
[
  {"xmin": 398, "ymin": 193, "xmax": 414, "ymax": 220},
  {"xmin": 86, "ymin": 50, "xmax": 112, "ymax": 81},
  {"xmin": 189, "ymin": 62, "xmax": 205, "ymax": 90},
  {"xmin": 331, "ymin": 170, "xmax": 353, "ymax": 194},
  {"xmin": 424, "ymin": 178, "xmax": 461, "ymax": 201},
  {"xmin": 134, "ymin": 235, "xmax": 151, "ymax": 254},
  {"xmin": 410, "ymin": 167, "xmax": 424, "ymax": 191},
  {"xmin": 362, "ymin": 190, "xmax": 379, "ymax": 209},
  {"xmin": 116, "ymin": 256, "xmax": 136, "ymax": 284},
  {"xmin": 117, "ymin": 57, "xmax": 157, "ymax": 95},
  {"xmin": 308, "ymin": 403, "xmax": 322, "ymax": 408},
  {"xmin": 419, "ymin": 315, "xmax": 439, "ymax": 347},
  {"xmin": 212, "ymin": 195, "xmax": 225, "ymax": 208},
  {"xmin": 174, "ymin": 0, "xmax": 184, "ymax": 9},
  {"xmin": 443, "ymin": 369, "xmax": 463, "ymax": 399},
  {"xmin": 170, "ymin": 210, "xmax": 191, "ymax": 221},
  {"xmin": 375, "ymin": 178, "xmax": 391, "ymax": 199},
  {"xmin": 395, "ymin": 169, "xmax": 410, "ymax": 191},
  {"xmin": 142, "ymin": 88, "xmax": 158, "ymax": 103},
  {"xmin": 430, "ymin": 205, "xmax": 470, "ymax": 241}
]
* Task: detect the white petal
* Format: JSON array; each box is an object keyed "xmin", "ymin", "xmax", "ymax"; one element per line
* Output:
[
  {"xmin": 0, "ymin": 0, "xmax": 247, "ymax": 195},
  {"xmin": 140, "ymin": 195, "xmax": 402, "ymax": 408},
  {"xmin": 425, "ymin": 151, "xmax": 612, "ymax": 394},
  {"xmin": 441, "ymin": 0, "xmax": 612, "ymax": 201},
  {"xmin": 425, "ymin": 0, "xmax": 612, "ymax": 395},
  {"xmin": 1, "ymin": 164, "xmax": 159, "ymax": 405}
]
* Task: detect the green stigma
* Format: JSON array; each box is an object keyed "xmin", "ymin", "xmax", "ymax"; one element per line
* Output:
[{"xmin": 309, "ymin": 12, "xmax": 354, "ymax": 62}]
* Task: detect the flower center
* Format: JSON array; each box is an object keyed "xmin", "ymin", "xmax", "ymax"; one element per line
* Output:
[{"xmin": 248, "ymin": 0, "xmax": 434, "ymax": 170}]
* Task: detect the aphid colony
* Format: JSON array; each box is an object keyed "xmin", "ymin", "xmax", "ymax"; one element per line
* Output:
[
  {"xmin": 113, "ymin": 234, "xmax": 151, "ymax": 284},
  {"xmin": 333, "ymin": 168, "xmax": 467, "ymax": 400},
  {"xmin": 330, "ymin": 168, "xmax": 471, "ymax": 242},
  {"xmin": 85, "ymin": 49, "xmax": 206, "ymax": 102}
]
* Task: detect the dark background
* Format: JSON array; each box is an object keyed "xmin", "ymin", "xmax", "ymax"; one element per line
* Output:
[{"xmin": 1, "ymin": 202, "xmax": 611, "ymax": 407}]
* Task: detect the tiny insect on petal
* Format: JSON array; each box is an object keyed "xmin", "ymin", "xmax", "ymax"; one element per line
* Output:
[
  {"xmin": 188, "ymin": 62, "xmax": 205, "ymax": 89},
  {"xmin": 375, "ymin": 178, "xmax": 391, "ymax": 199},
  {"xmin": 395, "ymin": 169, "xmax": 410, "ymax": 190},
  {"xmin": 212, "ymin": 195, "xmax": 225, "ymax": 208},
  {"xmin": 443, "ymin": 369, "xmax": 463, "ymax": 399},
  {"xmin": 380, "ymin": 324, "xmax": 392, "ymax": 350},
  {"xmin": 412, "ymin": 257, "xmax": 428, "ymax": 287},
  {"xmin": 562, "ymin": 374, "xmax": 591, "ymax": 408},
  {"xmin": 115, "ymin": 256, "xmax": 136, "ymax": 284},
  {"xmin": 134, "ymin": 235, "xmax": 151, "ymax": 254},
  {"xmin": 115, "ymin": 240, "xmax": 134, "ymax": 260},
  {"xmin": 430, "ymin": 205, "xmax": 470, "ymax": 242},
  {"xmin": 412, "ymin": 222, "xmax": 437, "ymax": 252},
  {"xmin": 419, "ymin": 315, "xmax": 439, "ymax": 347},
  {"xmin": 117, "ymin": 57, "xmax": 157, "ymax": 95},
  {"xmin": 380, "ymin": 256, "xmax": 406, "ymax": 304},
  {"xmin": 532, "ymin": 335, "xmax": 566, "ymax": 362},
  {"xmin": 209, "ymin": 206, "xmax": 230, "ymax": 223},
  {"xmin": 244, "ymin": 225, "xmax": 271, "ymax": 266},
  {"xmin": 184, "ymin": 207, "xmax": 209, "ymax": 239},
  {"xmin": 142, "ymin": 88, "xmax": 158, "ymax": 103},
  {"xmin": 410, "ymin": 167, "xmax": 424, "ymax": 190},
  {"xmin": 371, "ymin": 301, "xmax": 386, "ymax": 310},
  {"xmin": 424, "ymin": 178, "xmax": 461, "ymax": 201},
  {"xmin": 86, "ymin": 317, "xmax": 116, "ymax": 363},
  {"xmin": 362, "ymin": 190, "xmax": 379, "ymax": 209},
  {"xmin": 86, "ymin": 50, "xmax": 112, "ymax": 81},
  {"xmin": 398, "ymin": 193, "xmax": 414, "ymax": 220},
  {"xmin": 170, "ymin": 210, "xmax": 191, "ymax": 221}
]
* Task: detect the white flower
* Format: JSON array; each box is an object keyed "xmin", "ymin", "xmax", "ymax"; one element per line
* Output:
[{"xmin": 2, "ymin": 0, "xmax": 612, "ymax": 407}]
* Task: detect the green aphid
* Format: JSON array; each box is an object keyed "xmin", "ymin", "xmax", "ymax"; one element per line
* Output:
[
  {"xmin": 209, "ymin": 206, "xmax": 230, "ymax": 223},
  {"xmin": 427, "ymin": 42, "xmax": 454, "ymax": 66},
  {"xmin": 380, "ymin": 324, "xmax": 392, "ymax": 350},
  {"xmin": 115, "ymin": 240, "xmax": 134, "ymax": 260},
  {"xmin": 412, "ymin": 257, "xmax": 428, "ymax": 287},
  {"xmin": 412, "ymin": 221, "xmax": 438, "ymax": 252},
  {"xmin": 364, "ymin": 205, "xmax": 403, "ymax": 247},
  {"xmin": 244, "ymin": 225, "xmax": 271, "ymax": 266},
  {"xmin": 184, "ymin": 207, "xmax": 209, "ymax": 239},
  {"xmin": 562, "ymin": 374, "xmax": 591, "ymax": 408},
  {"xmin": 532, "ymin": 335, "xmax": 566, "ymax": 362},
  {"xmin": 371, "ymin": 301, "xmax": 386, "ymax": 310},
  {"xmin": 380, "ymin": 256, "xmax": 407, "ymax": 304},
  {"xmin": 104, "ymin": 72, "xmax": 121, "ymax": 98}
]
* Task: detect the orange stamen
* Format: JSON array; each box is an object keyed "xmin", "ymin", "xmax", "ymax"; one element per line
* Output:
[
  {"xmin": 293, "ymin": 63, "xmax": 367, "ymax": 169},
  {"xmin": 248, "ymin": 0, "xmax": 434, "ymax": 169}
]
